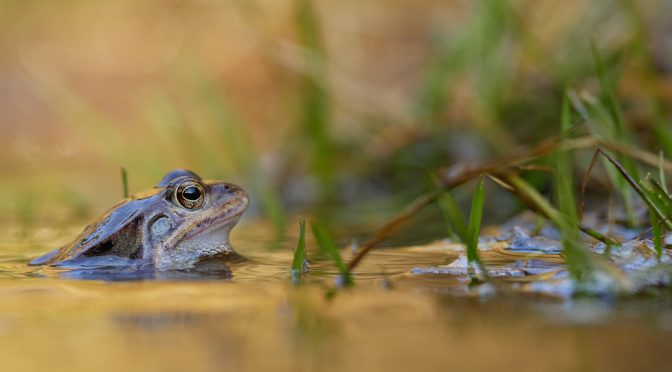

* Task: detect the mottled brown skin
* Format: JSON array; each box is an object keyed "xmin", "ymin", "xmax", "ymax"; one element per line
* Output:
[{"xmin": 30, "ymin": 170, "xmax": 248, "ymax": 270}]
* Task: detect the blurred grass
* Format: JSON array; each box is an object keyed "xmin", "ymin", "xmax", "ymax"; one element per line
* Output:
[
  {"xmin": 17, "ymin": 189, "xmax": 35, "ymax": 238},
  {"xmin": 293, "ymin": 0, "xmax": 334, "ymax": 202},
  {"xmin": 415, "ymin": 0, "xmax": 519, "ymax": 153},
  {"xmin": 590, "ymin": 44, "xmax": 639, "ymax": 226},
  {"xmin": 618, "ymin": 0, "xmax": 672, "ymax": 156},
  {"xmin": 311, "ymin": 222, "xmax": 352, "ymax": 287},
  {"xmin": 120, "ymin": 167, "xmax": 129, "ymax": 199},
  {"xmin": 508, "ymin": 175, "xmax": 603, "ymax": 282},
  {"xmin": 194, "ymin": 69, "xmax": 288, "ymax": 240},
  {"xmin": 437, "ymin": 190, "xmax": 467, "ymax": 242},
  {"xmin": 554, "ymin": 92, "xmax": 594, "ymax": 279}
]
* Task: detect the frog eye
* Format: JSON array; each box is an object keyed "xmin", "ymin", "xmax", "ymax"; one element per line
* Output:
[{"xmin": 175, "ymin": 181, "xmax": 205, "ymax": 209}]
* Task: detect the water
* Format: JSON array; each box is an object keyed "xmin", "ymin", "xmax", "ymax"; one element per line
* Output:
[{"xmin": 1, "ymin": 221, "xmax": 672, "ymax": 371}]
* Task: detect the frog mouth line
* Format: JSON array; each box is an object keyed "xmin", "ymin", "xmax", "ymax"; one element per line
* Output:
[{"xmin": 178, "ymin": 202, "xmax": 247, "ymax": 243}]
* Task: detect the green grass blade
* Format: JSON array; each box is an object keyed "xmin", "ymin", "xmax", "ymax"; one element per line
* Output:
[
  {"xmin": 643, "ymin": 175, "xmax": 672, "ymax": 218},
  {"xmin": 557, "ymin": 92, "xmax": 578, "ymax": 220},
  {"xmin": 291, "ymin": 219, "xmax": 308, "ymax": 283},
  {"xmin": 294, "ymin": 0, "xmax": 333, "ymax": 200},
  {"xmin": 554, "ymin": 94, "xmax": 620, "ymax": 246},
  {"xmin": 601, "ymin": 150, "xmax": 672, "ymax": 230},
  {"xmin": 465, "ymin": 177, "xmax": 486, "ymax": 281},
  {"xmin": 17, "ymin": 188, "xmax": 35, "ymax": 238},
  {"xmin": 653, "ymin": 125, "xmax": 672, "ymax": 157},
  {"xmin": 591, "ymin": 44, "xmax": 629, "ymax": 148},
  {"xmin": 507, "ymin": 175, "xmax": 598, "ymax": 281},
  {"xmin": 311, "ymin": 223, "xmax": 353, "ymax": 286},
  {"xmin": 590, "ymin": 43, "xmax": 640, "ymax": 226},
  {"xmin": 659, "ymin": 151, "xmax": 669, "ymax": 194},
  {"xmin": 414, "ymin": 38, "xmax": 464, "ymax": 123},
  {"xmin": 256, "ymin": 186, "xmax": 287, "ymax": 244},
  {"xmin": 194, "ymin": 72, "xmax": 287, "ymax": 240},
  {"xmin": 649, "ymin": 211, "xmax": 663, "ymax": 261},
  {"xmin": 437, "ymin": 200, "xmax": 458, "ymax": 241},
  {"xmin": 554, "ymin": 93, "xmax": 596, "ymax": 277},
  {"xmin": 120, "ymin": 166, "xmax": 129, "ymax": 198},
  {"xmin": 560, "ymin": 89, "xmax": 572, "ymax": 133},
  {"xmin": 618, "ymin": 0, "xmax": 672, "ymax": 156},
  {"xmin": 436, "ymin": 191, "xmax": 467, "ymax": 242}
]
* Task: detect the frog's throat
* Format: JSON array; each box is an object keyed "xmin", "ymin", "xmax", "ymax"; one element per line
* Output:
[{"xmin": 152, "ymin": 215, "xmax": 241, "ymax": 270}]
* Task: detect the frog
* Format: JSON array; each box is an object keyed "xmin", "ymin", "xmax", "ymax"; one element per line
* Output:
[{"xmin": 30, "ymin": 169, "xmax": 249, "ymax": 271}]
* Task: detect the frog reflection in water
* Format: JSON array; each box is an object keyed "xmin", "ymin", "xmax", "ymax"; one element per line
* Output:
[{"xmin": 30, "ymin": 170, "xmax": 248, "ymax": 275}]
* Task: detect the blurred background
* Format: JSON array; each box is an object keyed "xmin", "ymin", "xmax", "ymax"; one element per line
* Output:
[{"xmin": 1, "ymin": 0, "xmax": 671, "ymax": 238}]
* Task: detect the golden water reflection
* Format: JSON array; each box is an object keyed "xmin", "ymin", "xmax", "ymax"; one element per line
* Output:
[{"xmin": 0, "ymin": 223, "xmax": 671, "ymax": 371}]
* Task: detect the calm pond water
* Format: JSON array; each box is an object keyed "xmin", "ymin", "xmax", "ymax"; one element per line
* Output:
[{"xmin": 1, "ymin": 220, "xmax": 672, "ymax": 372}]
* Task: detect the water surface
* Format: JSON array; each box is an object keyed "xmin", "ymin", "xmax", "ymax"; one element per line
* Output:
[{"xmin": 1, "ymin": 221, "xmax": 671, "ymax": 372}]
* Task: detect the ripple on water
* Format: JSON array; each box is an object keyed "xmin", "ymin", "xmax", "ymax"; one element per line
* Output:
[{"xmin": 1, "ymin": 223, "xmax": 672, "ymax": 371}]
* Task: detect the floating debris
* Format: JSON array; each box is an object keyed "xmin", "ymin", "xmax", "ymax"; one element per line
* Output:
[
  {"xmin": 502, "ymin": 227, "xmax": 563, "ymax": 254},
  {"xmin": 411, "ymin": 254, "xmax": 526, "ymax": 278},
  {"xmin": 409, "ymin": 225, "xmax": 672, "ymax": 298}
]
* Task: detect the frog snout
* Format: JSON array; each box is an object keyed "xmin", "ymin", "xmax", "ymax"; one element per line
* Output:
[{"xmin": 222, "ymin": 183, "xmax": 249, "ymax": 208}]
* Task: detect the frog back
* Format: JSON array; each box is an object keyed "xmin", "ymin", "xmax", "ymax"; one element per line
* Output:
[{"xmin": 30, "ymin": 198, "xmax": 151, "ymax": 266}]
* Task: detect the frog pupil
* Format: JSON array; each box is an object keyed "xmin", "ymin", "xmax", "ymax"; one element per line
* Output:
[{"xmin": 183, "ymin": 186, "xmax": 201, "ymax": 201}]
